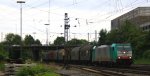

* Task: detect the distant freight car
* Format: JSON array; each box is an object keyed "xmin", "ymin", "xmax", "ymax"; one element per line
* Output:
[
  {"xmin": 92, "ymin": 45, "xmax": 111, "ymax": 65},
  {"xmin": 48, "ymin": 50, "xmax": 57, "ymax": 62},
  {"xmin": 79, "ymin": 44, "xmax": 93, "ymax": 64},
  {"xmin": 57, "ymin": 49, "xmax": 65, "ymax": 63},
  {"xmin": 42, "ymin": 50, "xmax": 58, "ymax": 62},
  {"xmin": 70, "ymin": 47, "xmax": 80, "ymax": 64}
]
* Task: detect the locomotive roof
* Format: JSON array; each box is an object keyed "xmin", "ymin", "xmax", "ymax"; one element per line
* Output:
[
  {"xmin": 112, "ymin": 43, "xmax": 131, "ymax": 46},
  {"xmin": 97, "ymin": 45, "xmax": 110, "ymax": 48}
]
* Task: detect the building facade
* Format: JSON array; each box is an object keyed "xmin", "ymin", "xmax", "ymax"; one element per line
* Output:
[{"xmin": 111, "ymin": 7, "xmax": 150, "ymax": 31}]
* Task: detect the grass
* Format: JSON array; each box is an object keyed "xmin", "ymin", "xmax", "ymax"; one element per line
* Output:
[
  {"xmin": 134, "ymin": 58, "xmax": 150, "ymax": 64},
  {"xmin": 16, "ymin": 64, "xmax": 60, "ymax": 76},
  {"xmin": 0, "ymin": 62, "xmax": 5, "ymax": 71}
]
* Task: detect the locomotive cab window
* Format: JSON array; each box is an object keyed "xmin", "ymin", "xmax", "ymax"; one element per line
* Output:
[{"xmin": 117, "ymin": 46, "xmax": 132, "ymax": 51}]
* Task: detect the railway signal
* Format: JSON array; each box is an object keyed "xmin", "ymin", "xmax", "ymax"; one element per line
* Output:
[{"xmin": 64, "ymin": 13, "xmax": 70, "ymax": 42}]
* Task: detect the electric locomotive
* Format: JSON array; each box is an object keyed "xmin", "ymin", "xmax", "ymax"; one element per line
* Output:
[{"xmin": 92, "ymin": 43, "xmax": 132, "ymax": 66}]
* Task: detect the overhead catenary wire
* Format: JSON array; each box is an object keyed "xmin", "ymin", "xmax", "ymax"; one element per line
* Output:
[
  {"xmin": 4, "ymin": 0, "xmax": 150, "ymax": 23},
  {"xmin": 18, "ymin": 0, "xmax": 150, "ymax": 26},
  {"xmin": 90, "ymin": 0, "xmax": 147, "ymax": 23},
  {"xmin": 1, "ymin": 0, "xmax": 150, "ymax": 42},
  {"xmin": 14, "ymin": 0, "xmax": 150, "ymax": 35}
]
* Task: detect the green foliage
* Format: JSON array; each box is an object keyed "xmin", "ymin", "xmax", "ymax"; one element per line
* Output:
[
  {"xmin": 90, "ymin": 41, "xmax": 97, "ymax": 45},
  {"xmin": 53, "ymin": 37, "xmax": 88, "ymax": 46},
  {"xmin": 98, "ymin": 29, "xmax": 107, "ymax": 45},
  {"xmin": 119, "ymin": 20, "xmax": 145, "ymax": 58},
  {"xmin": 143, "ymin": 31, "xmax": 150, "ymax": 50},
  {"xmin": 24, "ymin": 35, "xmax": 35, "ymax": 45},
  {"xmin": 4, "ymin": 33, "xmax": 21, "ymax": 45},
  {"xmin": 23, "ymin": 35, "xmax": 41, "ymax": 45},
  {"xmin": 54, "ymin": 37, "xmax": 65, "ymax": 45},
  {"xmin": 16, "ymin": 65, "xmax": 59, "ymax": 76},
  {"xmin": 34, "ymin": 39, "xmax": 42, "ymax": 45},
  {"xmin": 143, "ymin": 50, "xmax": 150, "ymax": 59},
  {"xmin": 134, "ymin": 58, "xmax": 150, "ymax": 64},
  {"xmin": 106, "ymin": 29, "xmax": 120, "ymax": 44},
  {"xmin": 0, "ymin": 62, "xmax": 5, "ymax": 71},
  {"xmin": 106, "ymin": 20, "xmax": 143, "ymax": 44},
  {"xmin": 0, "ymin": 44, "xmax": 8, "ymax": 61},
  {"xmin": 66, "ymin": 39, "xmax": 88, "ymax": 46}
]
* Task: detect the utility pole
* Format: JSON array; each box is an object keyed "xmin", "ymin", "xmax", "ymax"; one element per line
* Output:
[
  {"xmin": 88, "ymin": 33, "xmax": 89, "ymax": 42},
  {"xmin": 17, "ymin": 0, "xmax": 25, "ymax": 63},
  {"xmin": 17, "ymin": 0, "xmax": 25, "ymax": 41},
  {"xmin": 44, "ymin": 0, "xmax": 50, "ymax": 45},
  {"xmin": 95, "ymin": 30, "xmax": 97, "ymax": 42},
  {"xmin": 45, "ymin": 24, "xmax": 49, "ymax": 45},
  {"xmin": 48, "ymin": 0, "xmax": 50, "ymax": 24}
]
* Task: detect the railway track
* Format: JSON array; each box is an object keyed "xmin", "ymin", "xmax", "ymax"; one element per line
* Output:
[
  {"xmin": 70, "ymin": 65, "xmax": 126, "ymax": 76},
  {"xmin": 130, "ymin": 64, "xmax": 150, "ymax": 71},
  {"xmin": 70, "ymin": 64, "xmax": 150, "ymax": 76},
  {"xmin": 99, "ymin": 67, "xmax": 150, "ymax": 75}
]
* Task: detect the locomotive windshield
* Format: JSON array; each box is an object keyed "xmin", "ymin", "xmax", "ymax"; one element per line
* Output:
[{"xmin": 117, "ymin": 46, "xmax": 132, "ymax": 51}]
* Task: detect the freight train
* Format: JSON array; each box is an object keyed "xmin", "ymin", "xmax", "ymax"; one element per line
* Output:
[{"xmin": 42, "ymin": 43, "xmax": 133, "ymax": 66}]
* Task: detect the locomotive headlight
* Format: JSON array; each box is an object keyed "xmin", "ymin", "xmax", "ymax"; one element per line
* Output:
[
  {"xmin": 129, "ymin": 56, "xmax": 132, "ymax": 59},
  {"xmin": 118, "ymin": 56, "xmax": 120, "ymax": 59},
  {"xmin": 123, "ymin": 51, "xmax": 126, "ymax": 54}
]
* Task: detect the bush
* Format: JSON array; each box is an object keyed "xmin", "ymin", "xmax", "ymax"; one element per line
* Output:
[
  {"xmin": 0, "ymin": 44, "xmax": 8, "ymax": 61},
  {"xmin": 16, "ymin": 65, "xmax": 59, "ymax": 76},
  {"xmin": 0, "ymin": 62, "xmax": 5, "ymax": 71},
  {"xmin": 134, "ymin": 58, "xmax": 150, "ymax": 64},
  {"xmin": 143, "ymin": 50, "xmax": 150, "ymax": 59}
]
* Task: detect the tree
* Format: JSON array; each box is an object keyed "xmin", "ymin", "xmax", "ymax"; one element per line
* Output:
[
  {"xmin": 106, "ymin": 29, "xmax": 119, "ymax": 44},
  {"xmin": 143, "ymin": 50, "xmax": 150, "ymax": 59},
  {"xmin": 66, "ymin": 39, "xmax": 88, "ymax": 46},
  {"xmin": 90, "ymin": 40, "xmax": 97, "ymax": 45},
  {"xmin": 0, "ymin": 43, "xmax": 8, "ymax": 61},
  {"xmin": 34, "ymin": 39, "xmax": 42, "ymax": 45},
  {"xmin": 53, "ymin": 37, "xmax": 65, "ymax": 45},
  {"xmin": 98, "ymin": 29, "xmax": 107, "ymax": 45},
  {"xmin": 0, "ymin": 33, "xmax": 21, "ymax": 61},
  {"xmin": 4, "ymin": 33, "xmax": 21, "ymax": 45},
  {"xmin": 53, "ymin": 37, "xmax": 88, "ymax": 46},
  {"xmin": 24, "ymin": 35, "xmax": 35, "ymax": 45},
  {"xmin": 119, "ymin": 20, "xmax": 146, "ymax": 58}
]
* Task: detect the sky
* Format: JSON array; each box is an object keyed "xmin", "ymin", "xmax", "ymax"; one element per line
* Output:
[{"xmin": 0, "ymin": 0, "xmax": 150, "ymax": 44}]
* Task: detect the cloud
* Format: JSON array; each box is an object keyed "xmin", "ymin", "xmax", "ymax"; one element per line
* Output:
[
  {"xmin": 2, "ymin": 0, "xmax": 149, "ymax": 44},
  {"xmin": 0, "ymin": 2, "xmax": 112, "ymax": 44}
]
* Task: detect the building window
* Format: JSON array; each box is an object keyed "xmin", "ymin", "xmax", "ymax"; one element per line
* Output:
[
  {"xmin": 148, "ymin": 25, "xmax": 150, "ymax": 29},
  {"xmin": 143, "ymin": 27, "xmax": 145, "ymax": 30}
]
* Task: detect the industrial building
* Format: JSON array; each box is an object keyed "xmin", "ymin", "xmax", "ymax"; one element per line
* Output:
[{"xmin": 111, "ymin": 7, "xmax": 150, "ymax": 31}]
